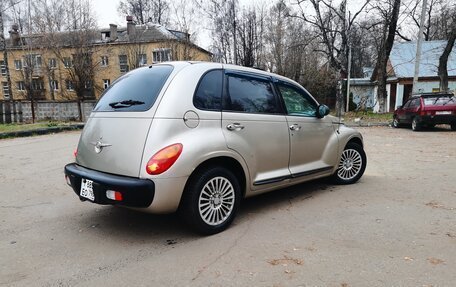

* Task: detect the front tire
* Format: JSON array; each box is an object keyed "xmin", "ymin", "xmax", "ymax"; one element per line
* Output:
[
  {"xmin": 451, "ymin": 122, "xmax": 456, "ymax": 131},
  {"xmin": 392, "ymin": 116, "xmax": 400, "ymax": 128},
  {"xmin": 332, "ymin": 142, "xmax": 367, "ymax": 185},
  {"xmin": 179, "ymin": 166, "xmax": 241, "ymax": 235}
]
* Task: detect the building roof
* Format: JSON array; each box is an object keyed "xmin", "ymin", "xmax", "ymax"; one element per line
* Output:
[
  {"xmin": 389, "ymin": 40, "xmax": 456, "ymax": 78},
  {"xmin": 4, "ymin": 22, "xmax": 210, "ymax": 55}
]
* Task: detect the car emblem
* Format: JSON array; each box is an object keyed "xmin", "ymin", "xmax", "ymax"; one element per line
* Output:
[{"xmin": 90, "ymin": 137, "xmax": 112, "ymax": 154}]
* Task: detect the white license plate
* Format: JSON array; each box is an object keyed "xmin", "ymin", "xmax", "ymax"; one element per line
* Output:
[
  {"xmin": 80, "ymin": 178, "xmax": 95, "ymax": 201},
  {"xmin": 436, "ymin": 111, "xmax": 452, "ymax": 115}
]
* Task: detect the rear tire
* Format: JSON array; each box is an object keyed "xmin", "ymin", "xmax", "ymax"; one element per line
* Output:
[
  {"xmin": 411, "ymin": 117, "xmax": 421, "ymax": 131},
  {"xmin": 332, "ymin": 142, "xmax": 367, "ymax": 185},
  {"xmin": 179, "ymin": 166, "xmax": 241, "ymax": 235}
]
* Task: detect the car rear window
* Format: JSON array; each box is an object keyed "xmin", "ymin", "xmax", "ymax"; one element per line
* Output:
[
  {"xmin": 423, "ymin": 96, "xmax": 456, "ymax": 106},
  {"xmin": 93, "ymin": 65, "xmax": 173, "ymax": 112}
]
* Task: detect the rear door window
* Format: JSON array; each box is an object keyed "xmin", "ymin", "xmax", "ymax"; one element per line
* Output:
[
  {"xmin": 94, "ymin": 65, "xmax": 173, "ymax": 112},
  {"xmin": 223, "ymin": 72, "xmax": 281, "ymax": 114},
  {"xmin": 193, "ymin": 70, "xmax": 223, "ymax": 111}
]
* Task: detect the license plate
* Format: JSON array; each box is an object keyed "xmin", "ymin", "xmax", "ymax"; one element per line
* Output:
[
  {"xmin": 80, "ymin": 178, "xmax": 95, "ymax": 201},
  {"xmin": 436, "ymin": 111, "xmax": 452, "ymax": 115}
]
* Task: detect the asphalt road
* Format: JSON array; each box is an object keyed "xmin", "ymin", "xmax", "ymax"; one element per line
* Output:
[{"xmin": 1, "ymin": 126, "xmax": 455, "ymax": 287}]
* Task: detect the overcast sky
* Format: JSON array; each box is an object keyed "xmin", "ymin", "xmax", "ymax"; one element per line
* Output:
[{"xmin": 92, "ymin": 0, "xmax": 125, "ymax": 27}]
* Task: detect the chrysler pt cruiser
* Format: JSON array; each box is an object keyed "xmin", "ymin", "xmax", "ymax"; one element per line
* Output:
[{"xmin": 64, "ymin": 61, "xmax": 367, "ymax": 234}]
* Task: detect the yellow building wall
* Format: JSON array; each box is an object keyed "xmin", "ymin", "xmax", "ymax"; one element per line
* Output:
[{"xmin": 1, "ymin": 41, "xmax": 211, "ymax": 101}]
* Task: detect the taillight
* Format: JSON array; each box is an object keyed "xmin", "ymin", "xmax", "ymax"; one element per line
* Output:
[
  {"xmin": 146, "ymin": 143, "xmax": 183, "ymax": 175},
  {"xmin": 73, "ymin": 149, "xmax": 78, "ymax": 158}
]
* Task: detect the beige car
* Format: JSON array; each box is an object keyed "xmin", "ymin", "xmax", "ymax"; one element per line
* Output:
[{"xmin": 65, "ymin": 62, "xmax": 366, "ymax": 234}]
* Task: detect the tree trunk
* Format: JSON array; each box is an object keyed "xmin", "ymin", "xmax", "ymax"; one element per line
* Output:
[
  {"xmin": 77, "ymin": 99, "xmax": 83, "ymax": 122},
  {"xmin": 372, "ymin": 0, "xmax": 401, "ymax": 113},
  {"xmin": 438, "ymin": 28, "xmax": 456, "ymax": 92}
]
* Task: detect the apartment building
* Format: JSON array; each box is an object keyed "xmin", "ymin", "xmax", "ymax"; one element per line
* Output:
[{"xmin": 1, "ymin": 17, "xmax": 211, "ymax": 101}]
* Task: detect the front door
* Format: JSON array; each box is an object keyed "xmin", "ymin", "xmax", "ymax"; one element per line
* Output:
[
  {"xmin": 275, "ymin": 81, "xmax": 338, "ymax": 176},
  {"xmin": 221, "ymin": 71, "xmax": 290, "ymax": 188}
]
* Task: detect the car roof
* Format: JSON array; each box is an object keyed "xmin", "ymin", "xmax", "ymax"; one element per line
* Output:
[{"xmin": 411, "ymin": 92, "xmax": 454, "ymax": 98}]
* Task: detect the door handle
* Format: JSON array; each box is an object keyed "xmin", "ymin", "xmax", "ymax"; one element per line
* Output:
[
  {"xmin": 226, "ymin": 123, "xmax": 245, "ymax": 131},
  {"xmin": 289, "ymin": 124, "xmax": 301, "ymax": 131}
]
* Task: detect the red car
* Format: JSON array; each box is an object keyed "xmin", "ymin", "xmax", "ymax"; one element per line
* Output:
[{"xmin": 393, "ymin": 93, "xmax": 456, "ymax": 131}]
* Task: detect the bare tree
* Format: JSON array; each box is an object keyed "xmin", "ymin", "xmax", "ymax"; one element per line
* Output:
[
  {"xmin": 118, "ymin": 0, "xmax": 170, "ymax": 25},
  {"xmin": 35, "ymin": 0, "xmax": 101, "ymax": 121},
  {"xmin": 371, "ymin": 0, "xmax": 401, "ymax": 113},
  {"xmin": 438, "ymin": 9, "xmax": 456, "ymax": 92}
]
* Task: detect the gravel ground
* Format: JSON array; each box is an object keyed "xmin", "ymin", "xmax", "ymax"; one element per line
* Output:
[{"xmin": 0, "ymin": 126, "xmax": 455, "ymax": 287}]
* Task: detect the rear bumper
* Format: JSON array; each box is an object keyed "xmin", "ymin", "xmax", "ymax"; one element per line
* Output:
[
  {"xmin": 418, "ymin": 115, "xmax": 456, "ymax": 125},
  {"xmin": 64, "ymin": 163, "xmax": 154, "ymax": 208}
]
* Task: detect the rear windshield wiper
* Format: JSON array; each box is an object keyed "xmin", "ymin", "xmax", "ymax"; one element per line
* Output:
[
  {"xmin": 109, "ymin": 100, "xmax": 145, "ymax": 109},
  {"xmin": 443, "ymin": 97, "xmax": 455, "ymax": 106}
]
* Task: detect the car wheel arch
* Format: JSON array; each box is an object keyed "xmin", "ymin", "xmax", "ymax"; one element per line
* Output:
[
  {"xmin": 346, "ymin": 136, "xmax": 363, "ymax": 149},
  {"xmin": 182, "ymin": 156, "xmax": 248, "ymax": 201}
]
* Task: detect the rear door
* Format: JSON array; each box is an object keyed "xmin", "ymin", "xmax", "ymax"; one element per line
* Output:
[
  {"xmin": 76, "ymin": 65, "xmax": 174, "ymax": 177},
  {"xmin": 221, "ymin": 71, "xmax": 290, "ymax": 188},
  {"xmin": 276, "ymin": 81, "xmax": 338, "ymax": 176},
  {"xmin": 404, "ymin": 98, "xmax": 421, "ymax": 123}
]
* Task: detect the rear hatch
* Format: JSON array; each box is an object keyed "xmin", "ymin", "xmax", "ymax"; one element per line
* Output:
[
  {"xmin": 76, "ymin": 65, "xmax": 174, "ymax": 177},
  {"xmin": 422, "ymin": 95, "xmax": 456, "ymax": 115}
]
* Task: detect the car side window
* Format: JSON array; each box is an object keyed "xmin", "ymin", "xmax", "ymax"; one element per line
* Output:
[
  {"xmin": 277, "ymin": 82, "xmax": 317, "ymax": 117},
  {"xmin": 223, "ymin": 73, "xmax": 281, "ymax": 114},
  {"xmin": 411, "ymin": 98, "xmax": 421, "ymax": 107},
  {"xmin": 403, "ymin": 100, "xmax": 412, "ymax": 108},
  {"xmin": 193, "ymin": 70, "xmax": 222, "ymax": 111}
]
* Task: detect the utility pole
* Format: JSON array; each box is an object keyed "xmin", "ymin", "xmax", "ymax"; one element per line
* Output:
[
  {"xmin": 231, "ymin": 0, "xmax": 237, "ymax": 65},
  {"xmin": 412, "ymin": 0, "xmax": 428, "ymax": 94},
  {"xmin": 346, "ymin": 45, "xmax": 352, "ymax": 112}
]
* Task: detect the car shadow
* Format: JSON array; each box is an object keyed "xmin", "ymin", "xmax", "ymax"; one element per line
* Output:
[
  {"xmin": 74, "ymin": 178, "xmax": 337, "ymax": 241},
  {"xmin": 396, "ymin": 125, "xmax": 453, "ymax": 132}
]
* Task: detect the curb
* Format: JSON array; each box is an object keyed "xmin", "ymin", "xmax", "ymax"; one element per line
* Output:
[
  {"xmin": 0, "ymin": 124, "xmax": 85, "ymax": 139},
  {"xmin": 345, "ymin": 122, "xmax": 391, "ymax": 128}
]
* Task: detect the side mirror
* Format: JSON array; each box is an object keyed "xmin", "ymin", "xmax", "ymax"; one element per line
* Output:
[{"xmin": 317, "ymin": 104, "xmax": 330, "ymax": 118}]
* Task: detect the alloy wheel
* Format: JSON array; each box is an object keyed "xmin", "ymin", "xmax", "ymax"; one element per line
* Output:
[
  {"xmin": 337, "ymin": 149, "xmax": 363, "ymax": 181},
  {"xmin": 198, "ymin": 176, "xmax": 235, "ymax": 226}
]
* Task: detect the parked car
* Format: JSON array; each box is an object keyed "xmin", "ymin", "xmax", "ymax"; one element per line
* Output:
[
  {"xmin": 393, "ymin": 93, "xmax": 456, "ymax": 131},
  {"xmin": 64, "ymin": 62, "xmax": 367, "ymax": 234}
]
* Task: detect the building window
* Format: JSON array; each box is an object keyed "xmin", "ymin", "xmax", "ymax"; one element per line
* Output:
[
  {"xmin": 0, "ymin": 61, "xmax": 6, "ymax": 76},
  {"xmin": 101, "ymin": 56, "xmax": 109, "ymax": 67},
  {"xmin": 63, "ymin": 57, "xmax": 73, "ymax": 68},
  {"xmin": 66, "ymin": 80, "xmax": 74, "ymax": 91},
  {"xmin": 119, "ymin": 55, "xmax": 129, "ymax": 73},
  {"xmin": 17, "ymin": 81, "xmax": 25, "ymax": 91},
  {"xmin": 24, "ymin": 54, "xmax": 42, "ymax": 68},
  {"xmin": 49, "ymin": 58, "xmax": 57, "ymax": 69},
  {"xmin": 31, "ymin": 79, "xmax": 44, "ymax": 90},
  {"xmin": 50, "ymin": 80, "xmax": 59, "ymax": 90},
  {"xmin": 84, "ymin": 80, "xmax": 92, "ymax": 89},
  {"xmin": 2, "ymin": 82, "xmax": 9, "ymax": 97},
  {"xmin": 152, "ymin": 48, "xmax": 171, "ymax": 62},
  {"xmin": 137, "ymin": 54, "xmax": 147, "ymax": 66},
  {"xmin": 14, "ymin": 60, "xmax": 22, "ymax": 70},
  {"xmin": 103, "ymin": 79, "xmax": 110, "ymax": 89}
]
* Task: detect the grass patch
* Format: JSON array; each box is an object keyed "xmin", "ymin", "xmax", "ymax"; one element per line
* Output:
[
  {"xmin": 343, "ymin": 111, "xmax": 393, "ymax": 123},
  {"xmin": 0, "ymin": 121, "xmax": 79, "ymax": 133}
]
